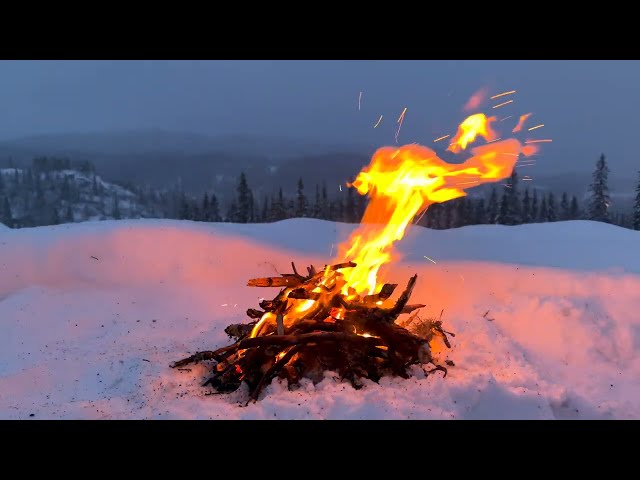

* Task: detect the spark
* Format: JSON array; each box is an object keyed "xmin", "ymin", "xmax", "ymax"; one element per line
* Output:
[
  {"xmin": 395, "ymin": 108, "xmax": 407, "ymax": 143},
  {"xmin": 522, "ymin": 177, "xmax": 533, "ymax": 181},
  {"xmin": 525, "ymin": 139, "xmax": 553, "ymax": 144},
  {"xmin": 397, "ymin": 107, "xmax": 407, "ymax": 123},
  {"xmin": 516, "ymin": 162, "xmax": 536, "ymax": 167},
  {"xmin": 490, "ymin": 90, "xmax": 516, "ymax": 100},
  {"xmin": 492, "ymin": 100, "xmax": 513, "ymax": 109},
  {"xmin": 433, "ymin": 134, "xmax": 450, "ymax": 143},
  {"xmin": 456, "ymin": 180, "xmax": 480, "ymax": 186},
  {"xmin": 486, "ymin": 137, "xmax": 503, "ymax": 144},
  {"xmin": 358, "ymin": 91, "xmax": 363, "ymax": 111},
  {"xmin": 528, "ymin": 124, "xmax": 544, "ymax": 131},
  {"xmin": 499, "ymin": 115, "xmax": 514, "ymax": 122},
  {"xmin": 329, "ymin": 243, "xmax": 334, "ymax": 257},
  {"xmin": 373, "ymin": 115, "xmax": 383, "ymax": 128},
  {"xmin": 414, "ymin": 208, "xmax": 428, "ymax": 225},
  {"xmin": 423, "ymin": 256, "xmax": 437, "ymax": 264},
  {"xmin": 339, "ymin": 184, "xmax": 342, "ymax": 191}
]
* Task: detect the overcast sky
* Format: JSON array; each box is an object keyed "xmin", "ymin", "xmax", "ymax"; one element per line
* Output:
[{"xmin": 0, "ymin": 60, "xmax": 638, "ymax": 173}]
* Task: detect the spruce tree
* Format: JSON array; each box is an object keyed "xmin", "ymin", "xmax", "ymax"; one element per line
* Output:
[
  {"xmin": 51, "ymin": 208, "xmax": 60, "ymax": 225},
  {"xmin": 474, "ymin": 198, "xmax": 487, "ymax": 224},
  {"xmin": 538, "ymin": 195, "xmax": 547, "ymax": 222},
  {"xmin": 498, "ymin": 193, "xmax": 509, "ymax": 224},
  {"xmin": 65, "ymin": 205, "xmax": 74, "ymax": 223},
  {"xmin": 209, "ymin": 194, "xmax": 221, "ymax": 222},
  {"xmin": 588, "ymin": 153, "xmax": 611, "ymax": 222},
  {"xmin": 261, "ymin": 196, "xmax": 269, "ymax": 223},
  {"xmin": 1, "ymin": 196, "xmax": 13, "ymax": 228},
  {"xmin": 321, "ymin": 182, "xmax": 329, "ymax": 219},
  {"xmin": 547, "ymin": 192, "xmax": 557, "ymax": 222},
  {"xmin": 236, "ymin": 172, "xmax": 252, "ymax": 223},
  {"xmin": 345, "ymin": 185, "xmax": 357, "ymax": 223},
  {"xmin": 113, "ymin": 195, "xmax": 122, "ymax": 220},
  {"xmin": 560, "ymin": 192, "xmax": 570, "ymax": 220},
  {"xmin": 633, "ymin": 171, "xmax": 640, "ymax": 230},
  {"xmin": 531, "ymin": 189, "xmax": 539, "ymax": 222},
  {"xmin": 487, "ymin": 187, "xmax": 499, "ymax": 224},
  {"xmin": 295, "ymin": 178, "xmax": 308, "ymax": 218},
  {"xmin": 202, "ymin": 193, "xmax": 210, "ymax": 221},
  {"xmin": 312, "ymin": 184, "xmax": 321, "ymax": 218},
  {"xmin": 570, "ymin": 195, "xmax": 580, "ymax": 220},
  {"xmin": 270, "ymin": 188, "xmax": 287, "ymax": 221},
  {"xmin": 522, "ymin": 188, "xmax": 531, "ymax": 223},
  {"xmin": 501, "ymin": 168, "xmax": 521, "ymax": 225}
]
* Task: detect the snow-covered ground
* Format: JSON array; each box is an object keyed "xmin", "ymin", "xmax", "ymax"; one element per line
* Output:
[{"xmin": 1, "ymin": 218, "xmax": 639, "ymax": 419}]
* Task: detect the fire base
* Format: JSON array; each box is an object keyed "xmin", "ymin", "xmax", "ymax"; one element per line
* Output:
[{"xmin": 171, "ymin": 262, "xmax": 453, "ymax": 403}]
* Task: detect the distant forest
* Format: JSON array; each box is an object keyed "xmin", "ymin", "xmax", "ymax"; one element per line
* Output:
[{"xmin": 1, "ymin": 154, "xmax": 639, "ymax": 232}]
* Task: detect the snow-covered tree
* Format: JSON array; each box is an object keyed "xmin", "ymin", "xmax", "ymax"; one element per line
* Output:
[{"xmin": 588, "ymin": 154, "xmax": 611, "ymax": 222}]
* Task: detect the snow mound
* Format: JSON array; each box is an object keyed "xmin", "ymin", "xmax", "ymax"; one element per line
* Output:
[{"xmin": 0, "ymin": 219, "xmax": 639, "ymax": 419}]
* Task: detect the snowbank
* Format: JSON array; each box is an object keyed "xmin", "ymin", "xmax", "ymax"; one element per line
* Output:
[{"xmin": 0, "ymin": 219, "xmax": 639, "ymax": 419}]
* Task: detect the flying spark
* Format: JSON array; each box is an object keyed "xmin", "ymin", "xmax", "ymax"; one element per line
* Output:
[
  {"xmin": 528, "ymin": 124, "xmax": 544, "ymax": 131},
  {"xmin": 339, "ymin": 184, "xmax": 342, "ymax": 191},
  {"xmin": 395, "ymin": 107, "xmax": 407, "ymax": 143},
  {"xmin": 490, "ymin": 90, "xmax": 516, "ymax": 100},
  {"xmin": 525, "ymin": 139, "xmax": 553, "ymax": 144},
  {"xmin": 423, "ymin": 256, "xmax": 437, "ymax": 264},
  {"xmin": 329, "ymin": 243, "xmax": 334, "ymax": 256},
  {"xmin": 456, "ymin": 180, "xmax": 480, "ymax": 186},
  {"xmin": 492, "ymin": 100, "xmax": 514, "ymax": 109},
  {"xmin": 486, "ymin": 137, "xmax": 503, "ymax": 144},
  {"xmin": 499, "ymin": 115, "xmax": 514, "ymax": 122},
  {"xmin": 433, "ymin": 134, "xmax": 450, "ymax": 143},
  {"xmin": 373, "ymin": 115, "xmax": 383, "ymax": 128},
  {"xmin": 512, "ymin": 113, "xmax": 532, "ymax": 133},
  {"xmin": 358, "ymin": 91, "xmax": 363, "ymax": 110}
]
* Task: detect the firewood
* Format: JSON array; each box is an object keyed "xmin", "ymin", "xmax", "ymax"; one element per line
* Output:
[{"xmin": 173, "ymin": 262, "xmax": 451, "ymax": 401}]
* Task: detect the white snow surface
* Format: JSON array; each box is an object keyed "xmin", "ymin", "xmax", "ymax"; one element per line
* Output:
[{"xmin": 1, "ymin": 218, "xmax": 639, "ymax": 420}]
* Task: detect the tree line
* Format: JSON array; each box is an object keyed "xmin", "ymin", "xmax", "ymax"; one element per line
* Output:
[{"xmin": 178, "ymin": 154, "xmax": 640, "ymax": 231}]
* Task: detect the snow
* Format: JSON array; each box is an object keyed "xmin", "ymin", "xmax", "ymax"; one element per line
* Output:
[{"xmin": 1, "ymin": 218, "xmax": 639, "ymax": 419}]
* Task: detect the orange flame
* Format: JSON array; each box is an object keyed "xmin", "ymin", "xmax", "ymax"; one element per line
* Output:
[
  {"xmin": 512, "ymin": 113, "xmax": 532, "ymax": 133},
  {"xmin": 337, "ymin": 136, "xmax": 524, "ymax": 295},
  {"xmin": 463, "ymin": 87, "xmax": 488, "ymax": 112},
  {"xmin": 447, "ymin": 113, "xmax": 498, "ymax": 154}
]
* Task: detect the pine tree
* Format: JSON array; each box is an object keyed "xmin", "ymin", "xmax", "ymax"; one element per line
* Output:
[
  {"xmin": 633, "ymin": 171, "xmax": 640, "ymax": 230},
  {"xmin": 295, "ymin": 178, "xmax": 308, "ymax": 218},
  {"xmin": 487, "ymin": 187, "xmax": 499, "ymax": 224},
  {"xmin": 179, "ymin": 193, "xmax": 191, "ymax": 220},
  {"xmin": 345, "ymin": 185, "xmax": 357, "ymax": 223},
  {"xmin": 560, "ymin": 192, "xmax": 570, "ymax": 220},
  {"xmin": 531, "ymin": 189, "xmax": 539, "ymax": 222},
  {"xmin": 538, "ymin": 195, "xmax": 547, "ymax": 222},
  {"xmin": 474, "ymin": 198, "xmax": 487, "ymax": 224},
  {"xmin": 313, "ymin": 184, "xmax": 321, "ymax": 219},
  {"xmin": 248, "ymin": 190, "xmax": 255, "ymax": 223},
  {"xmin": 209, "ymin": 194, "xmax": 221, "ymax": 222},
  {"xmin": 261, "ymin": 196, "xmax": 269, "ymax": 223},
  {"xmin": 270, "ymin": 188, "xmax": 287, "ymax": 221},
  {"xmin": 113, "ymin": 195, "xmax": 122, "ymax": 220},
  {"xmin": 570, "ymin": 195, "xmax": 580, "ymax": 220},
  {"xmin": 0, "ymin": 173, "xmax": 4, "ymax": 194},
  {"xmin": 500, "ymin": 168, "xmax": 521, "ymax": 225},
  {"xmin": 321, "ymin": 182, "xmax": 329, "ymax": 219},
  {"xmin": 498, "ymin": 192, "xmax": 509, "ymax": 224},
  {"xmin": 202, "ymin": 193, "xmax": 210, "ymax": 221},
  {"xmin": 65, "ymin": 205, "xmax": 74, "ymax": 223},
  {"xmin": 51, "ymin": 208, "xmax": 60, "ymax": 225},
  {"xmin": 1, "ymin": 196, "xmax": 13, "ymax": 228},
  {"xmin": 547, "ymin": 192, "xmax": 557, "ymax": 222},
  {"xmin": 522, "ymin": 188, "xmax": 531, "ymax": 223},
  {"xmin": 588, "ymin": 153, "xmax": 611, "ymax": 222},
  {"xmin": 226, "ymin": 202, "xmax": 237, "ymax": 222},
  {"xmin": 236, "ymin": 172, "xmax": 252, "ymax": 223}
]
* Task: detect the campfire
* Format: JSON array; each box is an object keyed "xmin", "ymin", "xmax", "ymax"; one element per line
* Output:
[{"xmin": 172, "ymin": 111, "xmax": 538, "ymax": 402}]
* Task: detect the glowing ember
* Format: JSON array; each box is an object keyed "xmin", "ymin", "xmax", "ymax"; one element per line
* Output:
[
  {"xmin": 463, "ymin": 87, "xmax": 488, "ymax": 112},
  {"xmin": 512, "ymin": 113, "xmax": 532, "ymax": 133}
]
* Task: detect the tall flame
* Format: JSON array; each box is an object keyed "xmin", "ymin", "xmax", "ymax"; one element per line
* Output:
[{"xmin": 336, "ymin": 112, "xmax": 534, "ymax": 296}]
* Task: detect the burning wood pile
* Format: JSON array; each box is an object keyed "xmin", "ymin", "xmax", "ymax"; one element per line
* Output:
[
  {"xmin": 172, "ymin": 108, "xmax": 540, "ymax": 401},
  {"xmin": 171, "ymin": 261, "xmax": 453, "ymax": 402}
]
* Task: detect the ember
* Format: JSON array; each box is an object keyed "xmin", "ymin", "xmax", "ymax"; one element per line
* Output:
[{"xmin": 172, "ymin": 108, "xmax": 539, "ymax": 402}]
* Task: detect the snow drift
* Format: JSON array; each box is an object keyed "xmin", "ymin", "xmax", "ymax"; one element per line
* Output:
[{"xmin": 1, "ymin": 218, "xmax": 639, "ymax": 419}]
